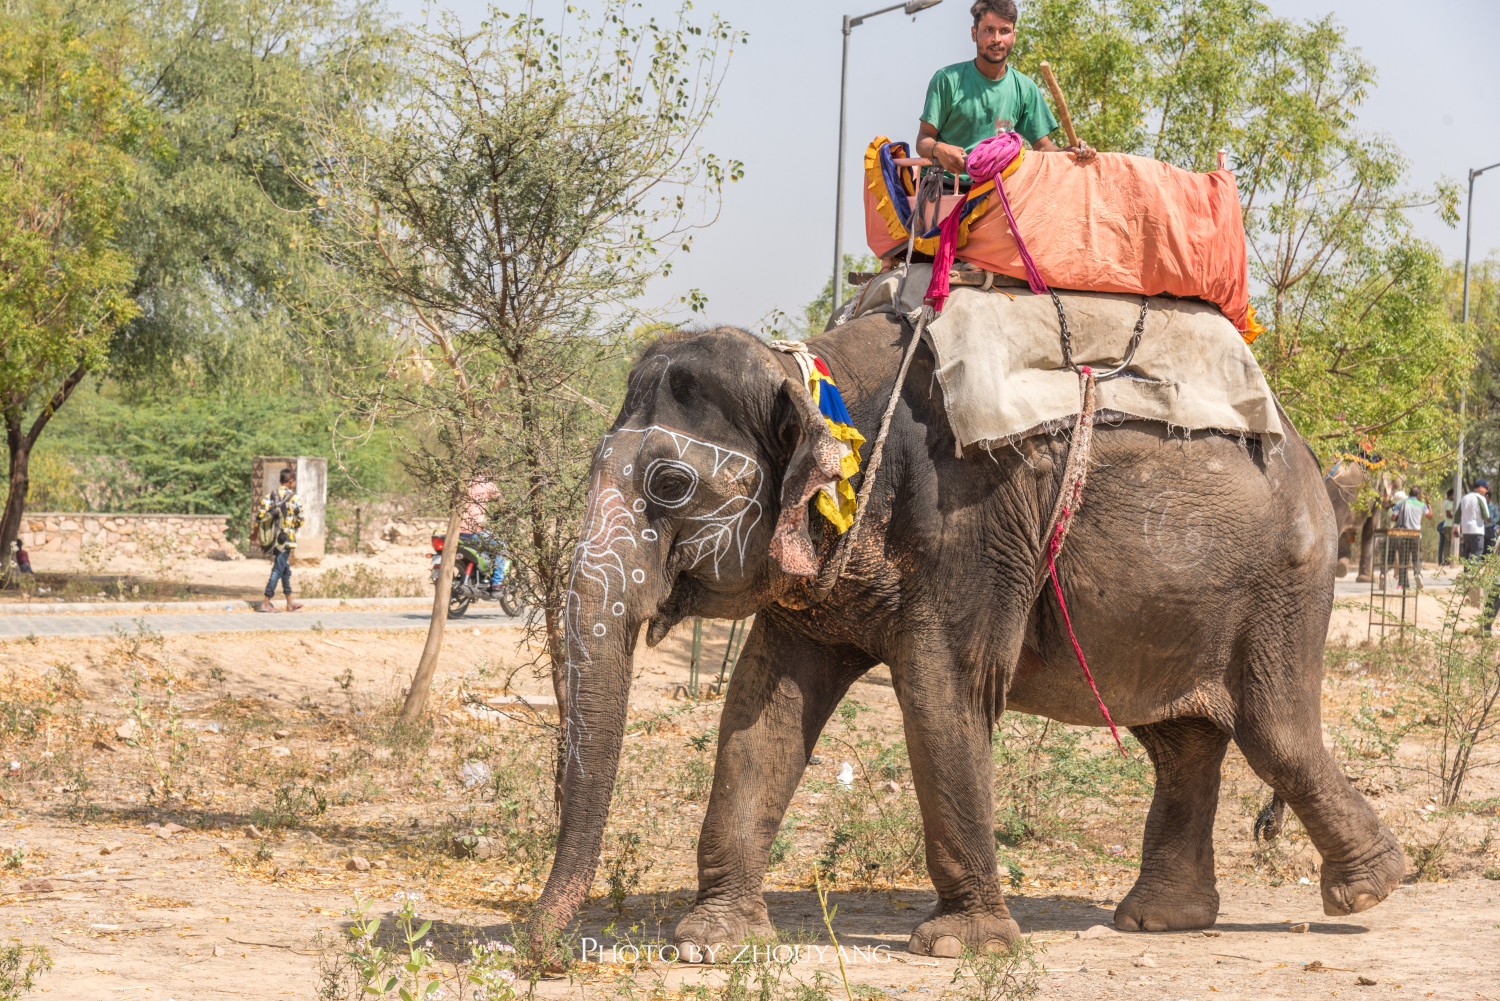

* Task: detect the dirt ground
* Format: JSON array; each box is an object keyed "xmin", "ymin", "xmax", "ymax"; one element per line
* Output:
[{"xmin": 0, "ymin": 602, "xmax": 1497, "ymax": 1000}]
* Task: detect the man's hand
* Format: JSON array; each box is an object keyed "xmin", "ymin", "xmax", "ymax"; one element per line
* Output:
[
  {"xmin": 931, "ymin": 141, "xmax": 968, "ymax": 176},
  {"xmin": 916, "ymin": 122, "xmax": 968, "ymax": 176},
  {"xmin": 1034, "ymin": 135, "xmax": 1097, "ymax": 161}
]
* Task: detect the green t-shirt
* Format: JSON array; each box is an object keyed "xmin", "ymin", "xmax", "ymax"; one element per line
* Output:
[{"xmin": 920, "ymin": 60, "xmax": 1058, "ymax": 152}]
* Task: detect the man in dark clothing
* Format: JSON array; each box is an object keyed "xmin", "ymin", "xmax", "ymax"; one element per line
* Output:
[{"xmin": 1438, "ymin": 488, "xmax": 1455, "ymax": 564}]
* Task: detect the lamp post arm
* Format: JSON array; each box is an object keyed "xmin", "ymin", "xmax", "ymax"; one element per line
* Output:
[{"xmin": 849, "ymin": 2, "xmax": 907, "ymax": 27}]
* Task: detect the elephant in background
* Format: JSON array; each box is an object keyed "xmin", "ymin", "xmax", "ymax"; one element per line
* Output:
[
  {"xmin": 531, "ymin": 312, "xmax": 1405, "ymax": 958},
  {"xmin": 1324, "ymin": 460, "xmax": 1400, "ymax": 581}
]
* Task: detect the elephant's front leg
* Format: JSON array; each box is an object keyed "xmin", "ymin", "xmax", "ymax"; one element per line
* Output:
[
  {"xmin": 1115, "ymin": 716, "xmax": 1230, "ymax": 932},
  {"xmin": 674, "ymin": 622, "xmax": 871, "ymax": 959},
  {"xmin": 901, "ymin": 668, "xmax": 1021, "ymax": 957}
]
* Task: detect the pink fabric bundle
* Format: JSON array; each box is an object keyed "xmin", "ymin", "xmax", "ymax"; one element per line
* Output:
[{"xmin": 926, "ymin": 133, "xmax": 1049, "ymax": 312}]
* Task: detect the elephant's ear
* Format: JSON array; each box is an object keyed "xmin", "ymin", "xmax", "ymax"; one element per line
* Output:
[{"xmin": 769, "ymin": 377, "xmax": 844, "ymax": 578}]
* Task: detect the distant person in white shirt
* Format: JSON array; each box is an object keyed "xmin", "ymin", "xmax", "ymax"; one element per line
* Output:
[{"xmin": 1459, "ymin": 480, "xmax": 1490, "ymax": 560}]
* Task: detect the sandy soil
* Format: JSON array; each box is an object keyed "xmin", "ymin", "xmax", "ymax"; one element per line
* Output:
[{"xmin": 0, "ymin": 615, "xmax": 1496, "ymax": 1000}]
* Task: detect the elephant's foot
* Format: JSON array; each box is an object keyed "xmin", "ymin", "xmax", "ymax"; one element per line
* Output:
[
  {"xmin": 1319, "ymin": 840, "xmax": 1405, "ymax": 916},
  {"xmin": 907, "ymin": 910, "xmax": 1021, "ymax": 957},
  {"xmin": 673, "ymin": 900, "xmax": 774, "ymax": 964},
  {"xmin": 1113, "ymin": 884, "xmax": 1219, "ymax": 932}
]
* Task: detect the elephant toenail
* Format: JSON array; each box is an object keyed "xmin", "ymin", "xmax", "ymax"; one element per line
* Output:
[
  {"xmin": 907, "ymin": 934, "xmax": 927, "ymax": 956},
  {"xmin": 1348, "ymin": 892, "xmax": 1381, "ymax": 913},
  {"xmin": 982, "ymin": 939, "xmax": 1008, "ymax": 954},
  {"xmin": 930, "ymin": 935, "xmax": 963, "ymax": 958},
  {"xmin": 1113, "ymin": 913, "xmax": 1140, "ymax": 932},
  {"xmin": 1143, "ymin": 917, "xmax": 1168, "ymax": 932},
  {"xmin": 676, "ymin": 941, "xmax": 705, "ymax": 964}
]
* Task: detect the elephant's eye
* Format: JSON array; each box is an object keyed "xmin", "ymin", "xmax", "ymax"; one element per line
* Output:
[{"xmin": 644, "ymin": 459, "xmax": 698, "ymax": 509}]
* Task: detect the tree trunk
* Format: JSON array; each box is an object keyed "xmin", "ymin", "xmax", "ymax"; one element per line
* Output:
[
  {"xmin": 400, "ymin": 503, "xmax": 464, "ymax": 720},
  {"xmin": 0, "ymin": 424, "xmax": 31, "ymax": 586},
  {"xmin": 1, "ymin": 363, "xmax": 90, "ymax": 584}
]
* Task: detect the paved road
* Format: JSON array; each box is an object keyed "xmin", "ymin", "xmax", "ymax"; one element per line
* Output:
[
  {"xmin": 0, "ymin": 603, "xmax": 523, "ymax": 638},
  {"xmin": 0, "ymin": 573, "xmax": 1454, "ymax": 639},
  {"xmin": 1333, "ymin": 571, "xmax": 1456, "ymax": 599}
]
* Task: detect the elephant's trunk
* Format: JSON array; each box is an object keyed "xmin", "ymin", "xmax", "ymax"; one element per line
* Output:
[{"xmin": 530, "ymin": 480, "xmax": 655, "ymax": 954}]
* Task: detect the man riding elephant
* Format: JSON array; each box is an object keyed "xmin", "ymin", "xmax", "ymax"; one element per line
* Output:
[
  {"xmin": 528, "ymin": 309, "xmax": 1404, "ymax": 958},
  {"xmin": 916, "ymin": 0, "xmax": 1096, "ymax": 187}
]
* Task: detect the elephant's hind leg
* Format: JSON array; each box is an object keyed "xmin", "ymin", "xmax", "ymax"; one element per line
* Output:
[
  {"xmin": 673, "ymin": 622, "xmax": 872, "ymax": 960},
  {"xmin": 1234, "ymin": 649, "xmax": 1405, "ymax": 916},
  {"xmin": 1115, "ymin": 717, "xmax": 1229, "ymax": 932}
]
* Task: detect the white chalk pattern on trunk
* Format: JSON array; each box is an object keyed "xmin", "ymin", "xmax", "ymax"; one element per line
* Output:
[{"xmin": 561, "ymin": 422, "xmax": 764, "ymax": 775}]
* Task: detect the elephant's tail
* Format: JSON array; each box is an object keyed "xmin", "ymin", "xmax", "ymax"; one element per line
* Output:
[{"xmin": 1253, "ymin": 792, "xmax": 1286, "ymax": 844}]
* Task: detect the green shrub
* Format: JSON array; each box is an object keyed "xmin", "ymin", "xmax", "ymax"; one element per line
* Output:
[
  {"xmin": 992, "ymin": 714, "xmax": 1151, "ymax": 845},
  {"xmin": 950, "ymin": 940, "xmax": 1045, "ymax": 1001},
  {"xmin": 0, "ymin": 944, "xmax": 51, "ymax": 1000}
]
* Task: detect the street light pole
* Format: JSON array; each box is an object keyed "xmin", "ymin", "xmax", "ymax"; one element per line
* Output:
[
  {"xmin": 1453, "ymin": 160, "xmax": 1500, "ymax": 541},
  {"xmin": 832, "ymin": 0, "xmax": 943, "ymax": 313}
]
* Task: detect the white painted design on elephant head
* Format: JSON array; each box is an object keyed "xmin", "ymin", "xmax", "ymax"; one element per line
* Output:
[
  {"xmin": 561, "ymin": 422, "xmax": 765, "ymax": 774},
  {"xmin": 623, "ymin": 354, "xmax": 671, "ymax": 416}
]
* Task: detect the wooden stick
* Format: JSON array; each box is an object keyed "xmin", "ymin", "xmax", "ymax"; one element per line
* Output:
[{"xmin": 1038, "ymin": 61, "xmax": 1079, "ymax": 149}]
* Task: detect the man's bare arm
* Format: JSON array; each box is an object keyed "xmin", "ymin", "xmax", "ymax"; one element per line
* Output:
[
  {"xmin": 1034, "ymin": 134, "xmax": 1097, "ymax": 161},
  {"xmin": 916, "ymin": 121, "xmax": 968, "ymax": 175}
]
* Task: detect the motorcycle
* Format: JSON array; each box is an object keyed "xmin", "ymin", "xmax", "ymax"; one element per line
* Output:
[{"xmin": 429, "ymin": 534, "xmax": 526, "ymax": 619}]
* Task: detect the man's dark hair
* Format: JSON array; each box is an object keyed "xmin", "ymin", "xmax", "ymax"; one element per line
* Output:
[
  {"xmin": 971, "ymin": 0, "xmax": 1018, "ymax": 26},
  {"xmin": 280, "ymin": 468, "xmax": 295, "ymax": 485}
]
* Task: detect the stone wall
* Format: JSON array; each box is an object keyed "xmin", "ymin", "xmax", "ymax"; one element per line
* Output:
[{"xmin": 18, "ymin": 513, "xmax": 231, "ymax": 557}]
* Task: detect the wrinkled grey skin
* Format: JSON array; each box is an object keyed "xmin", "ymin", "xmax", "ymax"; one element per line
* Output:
[{"xmin": 531, "ymin": 314, "xmax": 1405, "ymax": 959}]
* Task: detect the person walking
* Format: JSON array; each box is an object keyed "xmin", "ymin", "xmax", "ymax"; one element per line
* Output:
[
  {"xmin": 1459, "ymin": 480, "xmax": 1490, "ymax": 561},
  {"xmin": 256, "ymin": 468, "xmax": 305, "ymax": 612}
]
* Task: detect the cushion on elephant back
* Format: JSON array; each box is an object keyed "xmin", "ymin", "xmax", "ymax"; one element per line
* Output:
[{"xmin": 839, "ymin": 264, "xmax": 1282, "ymax": 456}]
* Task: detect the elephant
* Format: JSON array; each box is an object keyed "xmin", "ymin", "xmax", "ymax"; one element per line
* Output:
[
  {"xmin": 1324, "ymin": 460, "xmax": 1398, "ymax": 581},
  {"xmin": 531, "ymin": 310, "xmax": 1405, "ymax": 959}
]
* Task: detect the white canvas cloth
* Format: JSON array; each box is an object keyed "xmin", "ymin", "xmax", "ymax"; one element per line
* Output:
[{"xmin": 838, "ymin": 264, "xmax": 1283, "ymax": 453}]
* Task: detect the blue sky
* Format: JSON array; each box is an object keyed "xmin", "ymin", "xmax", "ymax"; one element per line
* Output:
[{"xmin": 390, "ymin": 0, "xmax": 1500, "ymax": 328}]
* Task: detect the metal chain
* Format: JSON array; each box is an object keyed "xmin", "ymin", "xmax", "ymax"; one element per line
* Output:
[
  {"xmin": 1050, "ymin": 289, "xmax": 1077, "ymax": 372},
  {"xmin": 1051, "ymin": 291, "xmax": 1149, "ymax": 380}
]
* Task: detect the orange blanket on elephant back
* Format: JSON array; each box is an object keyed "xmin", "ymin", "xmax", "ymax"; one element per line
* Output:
[{"xmin": 863, "ymin": 141, "xmax": 1261, "ymax": 341}]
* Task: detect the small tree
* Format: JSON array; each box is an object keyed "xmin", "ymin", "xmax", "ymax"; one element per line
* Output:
[
  {"xmin": 304, "ymin": 3, "xmax": 743, "ymax": 730},
  {"xmin": 1334, "ymin": 552, "xmax": 1500, "ymax": 807},
  {"xmin": 799, "ymin": 252, "xmax": 878, "ymax": 340},
  {"xmin": 0, "ymin": 2, "xmax": 143, "ymax": 581},
  {"xmin": 1012, "ymin": 1, "xmax": 1470, "ymax": 469}
]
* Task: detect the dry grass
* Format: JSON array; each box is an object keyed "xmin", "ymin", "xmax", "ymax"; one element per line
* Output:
[{"xmin": 2, "ymin": 621, "xmax": 1500, "ymax": 998}]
